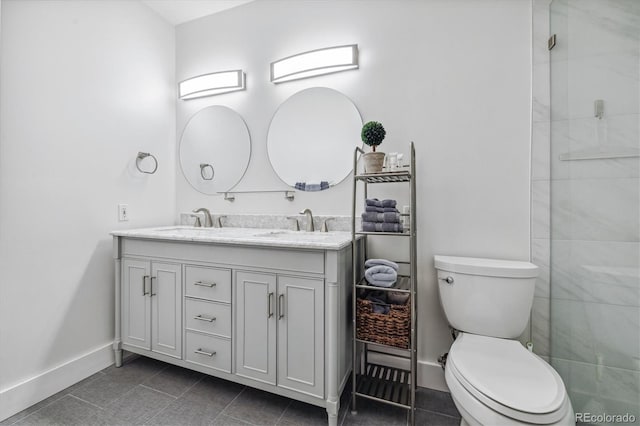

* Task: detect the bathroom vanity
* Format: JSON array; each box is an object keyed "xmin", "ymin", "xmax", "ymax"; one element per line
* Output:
[{"xmin": 111, "ymin": 226, "xmax": 361, "ymax": 425}]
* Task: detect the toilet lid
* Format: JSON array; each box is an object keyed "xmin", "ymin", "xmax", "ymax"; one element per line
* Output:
[{"xmin": 448, "ymin": 333, "xmax": 566, "ymax": 416}]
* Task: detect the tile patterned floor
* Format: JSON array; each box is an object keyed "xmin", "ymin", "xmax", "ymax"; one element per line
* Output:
[{"xmin": 1, "ymin": 356, "xmax": 460, "ymax": 426}]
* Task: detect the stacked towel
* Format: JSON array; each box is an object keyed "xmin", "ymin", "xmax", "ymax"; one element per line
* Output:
[
  {"xmin": 361, "ymin": 212, "xmax": 400, "ymax": 223},
  {"xmin": 365, "ymin": 205, "xmax": 399, "ymax": 213},
  {"xmin": 365, "ymin": 259, "xmax": 399, "ymax": 270},
  {"xmin": 295, "ymin": 181, "xmax": 330, "ymax": 191},
  {"xmin": 366, "ymin": 198, "xmax": 397, "ymax": 208},
  {"xmin": 365, "ymin": 265, "xmax": 398, "ymax": 288},
  {"xmin": 362, "ymin": 222, "xmax": 403, "ymax": 233},
  {"xmin": 362, "ymin": 199, "xmax": 402, "ymax": 232}
]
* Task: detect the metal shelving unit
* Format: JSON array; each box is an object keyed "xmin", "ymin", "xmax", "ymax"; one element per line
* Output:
[{"xmin": 350, "ymin": 142, "xmax": 417, "ymax": 425}]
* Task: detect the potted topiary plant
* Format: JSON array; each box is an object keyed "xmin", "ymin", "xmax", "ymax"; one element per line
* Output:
[{"xmin": 361, "ymin": 121, "xmax": 386, "ymax": 173}]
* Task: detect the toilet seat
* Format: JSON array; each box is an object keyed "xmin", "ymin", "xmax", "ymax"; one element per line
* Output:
[{"xmin": 447, "ymin": 333, "xmax": 569, "ymax": 424}]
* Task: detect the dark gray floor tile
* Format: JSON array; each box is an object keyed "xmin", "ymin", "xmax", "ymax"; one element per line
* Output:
[
  {"xmin": 14, "ymin": 395, "xmax": 100, "ymax": 426},
  {"xmin": 416, "ymin": 387, "xmax": 460, "ymax": 418},
  {"xmin": 76, "ymin": 357, "xmax": 168, "ymax": 408},
  {"xmin": 415, "ymin": 408, "xmax": 460, "ymax": 426},
  {"xmin": 104, "ymin": 385, "xmax": 175, "ymax": 424},
  {"xmin": 277, "ymin": 400, "xmax": 327, "ymax": 426},
  {"xmin": 1, "ymin": 372, "xmax": 107, "ymax": 425},
  {"xmin": 181, "ymin": 376, "xmax": 245, "ymax": 411},
  {"xmin": 210, "ymin": 415, "xmax": 253, "ymax": 426},
  {"xmin": 342, "ymin": 397, "xmax": 408, "ymax": 426},
  {"xmin": 83, "ymin": 409, "xmax": 131, "ymax": 425},
  {"xmin": 0, "ymin": 393, "xmax": 66, "ymax": 425},
  {"xmin": 222, "ymin": 388, "xmax": 290, "ymax": 426},
  {"xmin": 102, "ymin": 356, "xmax": 167, "ymax": 385},
  {"xmin": 71, "ymin": 374, "xmax": 138, "ymax": 408},
  {"xmin": 142, "ymin": 364, "xmax": 204, "ymax": 397},
  {"xmin": 145, "ymin": 398, "xmax": 222, "ymax": 426}
]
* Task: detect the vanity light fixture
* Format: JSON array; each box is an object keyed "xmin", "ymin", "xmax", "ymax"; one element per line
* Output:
[
  {"xmin": 179, "ymin": 70, "xmax": 245, "ymax": 100},
  {"xmin": 270, "ymin": 44, "xmax": 358, "ymax": 84}
]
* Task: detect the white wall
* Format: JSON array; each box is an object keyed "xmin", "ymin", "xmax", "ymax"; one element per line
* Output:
[
  {"xmin": 176, "ymin": 0, "xmax": 532, "ymax": 389},
  {"xmin": 0, "ymin": 0, "xmax": 175, "ymax": 419}
]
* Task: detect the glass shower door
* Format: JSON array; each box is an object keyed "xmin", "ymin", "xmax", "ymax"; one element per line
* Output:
[{"xmin": 549, "ymin": 0, "xmax": 640, "ymax": 424}]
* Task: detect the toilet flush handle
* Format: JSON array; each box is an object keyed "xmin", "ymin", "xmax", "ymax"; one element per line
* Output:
[{"xmin": 440, "ymin": 276, "xmax": 454, "ymax": 284}]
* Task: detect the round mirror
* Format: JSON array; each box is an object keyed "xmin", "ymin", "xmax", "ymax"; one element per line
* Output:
[
  {"xmin": 267, "ymin": 87, "xmax": 362, "ymax": 190},
  {"xmin": 179, "ymin": 105, "xmax": 251, "ymax": 194}
]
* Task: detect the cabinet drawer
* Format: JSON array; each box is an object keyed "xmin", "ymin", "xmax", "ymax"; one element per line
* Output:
[
  {"xmin": 185, "ymin": 266, "xmax": 231, "ymax": 302},
  {"xmin": 185, "ymin": 299, "xmax": 231, "ymax": 338},
  {"xmin": 185, "ymin": 332, "xmax": 231, "ymax": 373}
]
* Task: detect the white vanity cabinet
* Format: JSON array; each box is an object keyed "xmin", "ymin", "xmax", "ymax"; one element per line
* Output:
[
  {"xmin": 112, "ymin": 232, "xmax": 361, "ymax": 426},
  {"xmin": 121, "ymin": 259, "xmax": 182, "ymax": 359},
  {"xmin": 235, "ymin": 272, "xmax": 324, "ymax": 397}
]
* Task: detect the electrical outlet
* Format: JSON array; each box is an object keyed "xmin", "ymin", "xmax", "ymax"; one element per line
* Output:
[{"xmin": 118, "ymin": 204, "xmax": 129, "ymax": 222}]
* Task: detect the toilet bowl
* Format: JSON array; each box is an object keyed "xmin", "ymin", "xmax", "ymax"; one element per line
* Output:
[
  {"xmin": 445, "ymin": 333, "xmax": 574, "ymax": 425},
  {"xmin": 434, "ymin": 256, "xmax": 575, "ymax": 426}
]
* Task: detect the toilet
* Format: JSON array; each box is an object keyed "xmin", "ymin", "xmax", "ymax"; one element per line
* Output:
[{"xmin": 434, "ymin": 255, "xmax": 575, "ymax": 426}]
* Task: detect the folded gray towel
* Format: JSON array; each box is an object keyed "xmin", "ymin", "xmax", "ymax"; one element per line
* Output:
[
  {"xmin": 388, "ymin": 291, "xmax": 410, "ymax": 305},
  {"xmin": 361, "ymin": 212, "xmax": 400, "ymax": 223},
  {"xmin": 362, "ymin": 222, "xmax": 403, "ymax": 233},
  {"xmin": 365, "ymin": 206, "xmax": 399, "ymax": 213},
  {"xmin": 365, "ymin": 198, "xmax": 397, "ymax": 208},
  {"xmin": 365, "ymin": 265, "xmax": 397, "ymax": 287},
  {"xmin": 365, "ymin": 295, "xmax": 389, "ymax": 314},
  {"xmin": 365, "ymin": 259, "xmax": 399, "ymax": 271}
]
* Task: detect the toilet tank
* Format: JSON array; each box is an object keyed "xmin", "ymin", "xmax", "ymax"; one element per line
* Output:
[{"xmin": 434, "ymin": 255, "xmax": 538, "ymax": 339}]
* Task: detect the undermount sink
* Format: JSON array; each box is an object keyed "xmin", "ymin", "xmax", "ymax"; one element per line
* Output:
[
  {"xmin": 252, "ymin": 230, "xmax": 338, "ymax": 241},
  {"xmin": 152, "ymin": 226, "xmax": 273, "ymax": 237}
]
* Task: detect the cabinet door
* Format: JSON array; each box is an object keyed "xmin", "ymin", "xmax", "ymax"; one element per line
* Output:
[
  {"xmin": 151, "ymin": 262, "xmax": 182, "ymax": 359},
  {"xmin": 235, "ymin": 271, "xmax": 276, "ymax": 385},
  {"xmin": 122, "ymin": 259, "xmax": 151, "ymax": 350},
  {"xmin": 277, "ymin": 275, "xmax": 324, "ymax": 398}
]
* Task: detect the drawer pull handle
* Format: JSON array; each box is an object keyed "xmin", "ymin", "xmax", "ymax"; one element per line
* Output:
[
  {"xmin": 142, "ymin": 275, "xmax": 150, "ymax": 296},
  {"xmin": 194, "ymin": 348, "xmax": 216, "ymax": 357},
  {"xmin": 194, "ymin": 314, "xmax": 216, "ymax": 322},
  {"xmin": 278, "ymin": 294, "xmax": 285, "ymax": 320},
  {"xmin": 150, "ymin": 277, "xmax": 157, "ymax": 296},
  {"xmin": 268, "ymin": 292, "xmax": 274, "ymax": 318},
  {"xmin": 194, "ymin": 281, "xmax": 216, "ymax": 288}
]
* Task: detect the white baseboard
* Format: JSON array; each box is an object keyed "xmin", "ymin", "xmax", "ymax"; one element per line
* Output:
[
  {"xmin": 0, "ymin": 343, "xmax": 114, "ymax": 421},
  {"xmin": 367, "ymin": 352, "xmax": 449, "ymax": 392}
]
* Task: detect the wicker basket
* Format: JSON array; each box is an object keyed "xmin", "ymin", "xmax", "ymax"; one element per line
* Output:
[{"xmin": 356, "ymin": 297, "xmax": 410, "ymax": 349}]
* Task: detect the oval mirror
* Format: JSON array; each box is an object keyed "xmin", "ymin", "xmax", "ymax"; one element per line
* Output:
[
  {"xmin": 267, "ymin": 87, "xmax": 362, "ymax": 190},
  {"xmin": 179, "ymin": 105, "xmax": 251, "ymax": 195}
]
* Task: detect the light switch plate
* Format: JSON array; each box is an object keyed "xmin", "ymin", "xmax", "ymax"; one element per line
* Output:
[{"xmin": 118, "ymin": 204, "xmax": 129, "ymax": 221}]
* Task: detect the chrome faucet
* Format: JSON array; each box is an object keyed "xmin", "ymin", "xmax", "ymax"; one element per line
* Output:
[
  {"xmin": 217, "ymin": 215, "xmax": 227, "ymax": 228},
  {"xmin": 286, "ymin": 216, "xmax": 300, "ymax": 231},
  {"xmin": 189, "ymin": 214, "xmax": 202, "ymax": 227},
  {"xmin": 321, "ymin": 217, "xmax": 334, "ymax": 232},
  {"xmin": 193, "ymin": 208, "xmax": 213, "ymax": 227},
  {"xmin": 299, "ymin": 209, "xmax": 314, "ymax": 232}
]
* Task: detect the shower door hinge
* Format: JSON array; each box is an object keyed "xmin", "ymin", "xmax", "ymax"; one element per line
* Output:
[{"xmin": 548, "ymin": 34, "xmax": 556, "ymax": 51}]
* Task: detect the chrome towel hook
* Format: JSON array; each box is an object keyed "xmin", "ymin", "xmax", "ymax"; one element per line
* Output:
[
  {"xmin": 136, "ymin": 152, "xmax": 158, "ymax": 174},
  {"xmin": 200, "ymin": 163, "xmax": 214, "ymax": 180}
]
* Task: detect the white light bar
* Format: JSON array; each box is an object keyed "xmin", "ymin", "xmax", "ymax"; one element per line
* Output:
[
  {"xmin": 270, "ymin": 44, "xmax": 358, "ymax": 84},
  {"xmin": 179, "ymin": 70, "xmax": 245, "ymax": 100}
]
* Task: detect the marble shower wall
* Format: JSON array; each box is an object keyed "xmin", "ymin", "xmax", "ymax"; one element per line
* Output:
[{"xmin": 532, "ymin": 0, "xmax": 640, "ymax": 422}]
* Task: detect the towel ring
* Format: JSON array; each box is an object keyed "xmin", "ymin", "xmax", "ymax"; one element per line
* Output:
[
  {"xmin": 136, "ymin": 152, "xmax": 158, "ymax": 174},
  {"xmin": 200, "ymin": 163, "xmax": 214, "ymax": 180}
]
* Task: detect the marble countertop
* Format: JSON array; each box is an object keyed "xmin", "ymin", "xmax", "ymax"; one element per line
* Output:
[{"xmin": 111, "ymin": 226, "xmax": 357, "ymax": 250}]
